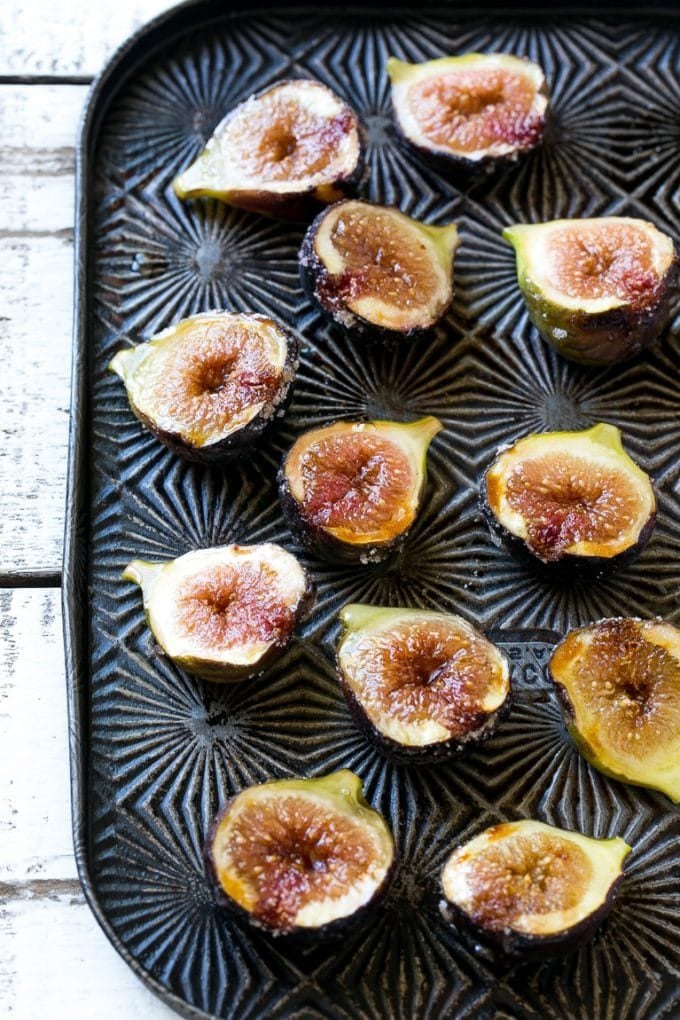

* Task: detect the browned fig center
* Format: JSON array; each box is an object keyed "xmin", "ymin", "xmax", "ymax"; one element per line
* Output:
[
  {"xmin": 352, "ymin": 621, "xmax": 499, "ymax": 735},
  {"xmin": 560, "ymin": 620, "xmax": 680, "ymax": 760},
  {"xmin": 223, "ymin": 96, "xmax": 353, "ymax": 180},
  {"xmin": 177, "ymin": 563, "xmax": 296, "ymax": 649},
  {"xmin": 408, "ymin": 68, "xmax": 542, "ymax": 153},
  {"xmin": 503, "ymin": 454, "xmax": 642, "ymax": 560},
  {"xmin": 548, "ymin": 224, "xmax": 659, "ymax": 304},
  {"xmin": 299, "ymin": 433, "xmax": 414, "ymax": 532},
  {"xmin": 463, "ymin": 830, "xmax": 590, "ymax": 930},
  {"xmin": 324, "ymin": 208, "xmax": 440, "ymax": 306},
  {"xmin": 152, "ymin": 323, "xmax": 282, "ymax": 439},
  {"xmin": 221, "ymin": 795, "xmax": 378, "ymax": 928}
]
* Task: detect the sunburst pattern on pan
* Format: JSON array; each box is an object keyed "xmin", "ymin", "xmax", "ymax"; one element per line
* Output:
[{"xmin": 80, "ymin": 8, "xmax": 680, "ymax": 1020}]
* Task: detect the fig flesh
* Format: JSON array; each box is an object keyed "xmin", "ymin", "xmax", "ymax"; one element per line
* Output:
[
  {"xmin": 123, "ymin": 543, "xmax": 312, "ymax": 682},
  {"xmin": 279, "ymin": 417, "xmax": 442, "ymax": 562},
  {"xmin": 173, "ymin": 80, "xmax": 363, "ymax": 219},
  {"xmin": 387, "ymin": 53, "xmax": 548, "ymax": 173},
  {"xmin": 441, "ymin": 820, "xmax": 630, "ymax": 958},
  {"xmin": 109, "ymin": 312, "xmax": 298, "ymax": 462},
  {"xmin": 299, "ymin": 199, "xmax": 459, "ymax": 339},
  {"xmin": 550, "ymin": 618, "xmax": 680, "ymax": 801},
  {"xmin": 504, "ymin": 217, "xmax": 678, "ymax": 365},
  {"xmin": 336, "ymin": 605, "xmax": 511, "ymax": 763},
  {"xmin": 207, "ymin": 770, "xmax": 395, "ymax": 936},
  {"xmin": 483, "ymin": 423, "xmax": 656, "ymax": 572}
]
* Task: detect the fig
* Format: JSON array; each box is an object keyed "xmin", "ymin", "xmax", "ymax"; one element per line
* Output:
[
  {"xmin": 336, "ymin": 604, "xmax": 511, "ymax": 763},
  {"xmin": 387, "ymin": 53, "xmax": 548, "ymax": 174},
  {"xmin": 440, "ymin": 819, "xmax": 630, "ymax": 959},
  {"xmin": 299, "ymin": 199, "xmax": 459, "ymax": 339},
  {"xmin": 483, "ymin": 423, "xmax": 656, "ymax": 573},
  {"xmin": 504, "ymin": 217, "xmax": 678, "ymax": 365},
  {"xmin": 109, "ymin": 312, "xmax": 298, "ymax": 462},
  {"xmin": 122, "ymin": 543, "xmax": 312, "ymax": 682},
  {"xmin": 279, "ymin": 416, "xmax": 442, "ymax": 563},
  {"xmin": 173, "ymin": 80, "xmax": 363, "ymax": 220},
  {"xmin": 207, "ymin": 770, "xmax": 395, "ymax": 936},
  {"xmin": 550, "ymin": 618, "xmax": 680, "ymax": 802}
]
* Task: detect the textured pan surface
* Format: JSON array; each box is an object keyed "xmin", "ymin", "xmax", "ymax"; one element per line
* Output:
[{"xmin": 67, "ymin": 3, "xmax": 680, "ymax": 1017}]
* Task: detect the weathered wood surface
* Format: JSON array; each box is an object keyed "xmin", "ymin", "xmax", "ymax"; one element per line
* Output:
[
  {"xmin": 0, "ymin": 0, "xmax": 173, "ymax": 78},
  {"xmin": 0, "ymin": 589, "xmax": 176, "ymax": 1016}
]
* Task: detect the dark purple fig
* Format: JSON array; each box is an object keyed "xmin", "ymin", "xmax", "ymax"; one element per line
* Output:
[
  {"xmin": 440, "ymin": 820, "xmax": 630, "ymax": 959},
  {"xmin": 207, "ymin": 770, "xmax": 395, "ymax": 937},
  {"xmin": 504, "ymin": 217, "xmax": 678, "ymax": 365},
  {"xmin": 173, "ymin": 80, "xmax": 364, "ymax": 220},
  {"xmin": 550, "ymin": 618, "xmax": 680, "ymax": 802},
  {"xmin": 336, "ymin": 604, "xmax": 511, "ymax": 763},
  {"xmin": 110, "ymin": 312, "xmax": 298, "ymax": 463},
  {"xmin": 387, "ymin": 53, "xmax": 548, "ymax": 176},
  {"xmin": 299, "ymin": 199, "xmax": 458, "ymax": 340},
  {"xmin": 483, "ymin": 423, "xmax": 656, "ymax": 575},
  {"xmin": 123, "ymin": 543, "xmax": 313, "ymax": 682},
  {"xmin": 279, "ymin": 416, "xmax": 442, "ymax": 563}
]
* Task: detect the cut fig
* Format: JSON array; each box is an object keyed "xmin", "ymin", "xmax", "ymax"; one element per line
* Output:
[
  {"xmin": 122, "ymin": 543, "xmax": 312, "ymax": 682},
  {"xmin": 387, "ymin": 53, "xmax": 548, "ymax": 173},
  {"xmin": 483, "ymin": 423, "xmax": 656, "ymax": 572},
  {"xmin": 279, "ymin": 416, "xmax": 442, "ymax": 562},
  {"xmin": 207, "ymin": 770, "xmax": 395, "ymax": 936},
  {"xmin": 109, "ymin": 312, "xmax": 298, "ymax": 462},
  {"xmin": 173, "ymin": 80, "xmax": 363, "ymax": 220},
  {"xmin": 550, "ymin": 618, "xmax": 680, "ymax": 802},
  {"xmin": 440, "ymin": 819, "xmax": 630, "ymax": 959},
  {"xmin": 299, "ymin": 200, "xmax": 459, "ymax": 339},
  {"xmin": 504, "ymin": 217, "xmax": 678, "ymax": 365},
  {"xmin": 336, "ymin": 605, "xmax": 511, "ymax": 763}
]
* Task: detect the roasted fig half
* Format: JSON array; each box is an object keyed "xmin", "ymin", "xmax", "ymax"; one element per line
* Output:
[
  {"xmin": 441, "ymin": 820, "xmax": 630, "ymax": 959},
  {"xmin": 207, "ymin": 770, "xmax": 395, "ymax": 937},
  {"xmin": 279, "ymin": 416, "xmax": 442, "ymax": 563},
  {"xmin": 504, "ymin": 217, "xmax": 678, "ymax": 365},
  {"xmin": 336, "ymin": 605, "xmax": 511, "ymax": 763},
  {"xmin": 550, "ymin": 618, "xmax": 680, "ymax": 801},
  {"xmin": 110, "ymin": 312, "xmax": 298, "ymax": 462},
  {"xmin": 483, "ymin": 423, "xmax": 656, "ymax": 573},
  {"xmin": 387, "ymin": 53, "xmax": 548, "ymax": 174},
  {"xmin": 123, "ymin": 543, "xmax": 312, "ymax": 682},
  {"xmin": 299, "ymin": 199, "xmax": 459, "ymax": 339},
  {"xmin": 173, "ymin": 80, "xmax": 363, "ymax": 219}
]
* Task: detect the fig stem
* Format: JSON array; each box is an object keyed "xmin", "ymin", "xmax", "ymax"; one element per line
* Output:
[{"xmin": 122, "ymin": 559, "xmax": 165, "ymax": 602}]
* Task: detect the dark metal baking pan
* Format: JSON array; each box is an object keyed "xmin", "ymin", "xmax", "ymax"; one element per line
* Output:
[{"xmin": 64, "ymin": 2, "xmax": 680, "ymax": 1016}]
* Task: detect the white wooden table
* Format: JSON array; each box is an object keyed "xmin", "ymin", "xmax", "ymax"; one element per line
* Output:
[{"xmin": 0, "ymin": 2, "xmax": 184, "ymax": 1015}]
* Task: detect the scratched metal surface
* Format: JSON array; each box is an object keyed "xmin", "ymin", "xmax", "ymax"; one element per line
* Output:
[{"xmin": 66, "ymin": 3, "xmax": 680, "ymax": 1017}]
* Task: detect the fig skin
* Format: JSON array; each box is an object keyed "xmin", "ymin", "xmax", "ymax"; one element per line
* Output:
[
  {"xmin": 173, "ymin": 79, "xmax": 365, "ymax": 221},
  {"xmin": 481, "ymin": 423, "xmax": 657, "ymax": 578},
  {"xmin": 299, "ymin": 200, "xmax": 459, "ymax": 342},
  {"xmin": 123, "ymin": 544, "xmax": 315, "ymax": 683},
  {"xmin": 278, "ymin": 417, "xmax": 442, "ymax": 564},
  {"xmin": 205, "ymin": 771, "xmax": 397, "ymax": 940},
  {"xmin": 336, "ymin": 606, "xmax": 512, "ymax": 765},
  {"xmin": 387, "ymin": 54, "xmax": 549, "ymax": 180},
  {"xmin": 440, "ymin": 821, "xmax": 630, "ymax": 961},
  {"xmin": 549, "ymin": 618, "xmax": 680, "ymax": 802},
  {"xmin": 110, "ymin": 313, "xmax": 300, "ymax": 464},
  {"xmin": 504, "ymin": 219, "xmax": 679, "ymax": 366}
]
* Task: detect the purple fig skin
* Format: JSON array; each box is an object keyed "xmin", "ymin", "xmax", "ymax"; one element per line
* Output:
[
  {"xmin": 479, "ymin": 477, "xmax": 656, "ymax": 579},
  {"xmin": 337, "ymin": 668, "xmax": 512, "ymax": 765},
  {"xmin": 204, "ymin": 799, "xmax": 397, "ymax": 941},
  {"xmin": 298, "ymin": 201, "xmax": 456, "ymax": 342},
  {"xmin": 439, "ymin": 873, "xmax": 625, "ymax": 961}
]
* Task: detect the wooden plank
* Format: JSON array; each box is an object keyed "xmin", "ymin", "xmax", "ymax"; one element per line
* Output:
[
  {"xmin": 0, "ymin": 0, "xmax": 174, "ymax": 78},
  {"xmin": 0, "ymin": 589, "xmax": 75, "ymax": 882},
  {"xmin": 0, "ymin": 889, "xmax": 176, "ymax": 1018}
]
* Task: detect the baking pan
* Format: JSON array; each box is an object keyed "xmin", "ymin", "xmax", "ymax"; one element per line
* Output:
[{"xmin": 64, "ymin": 2, "xmax": 680, "ymax": 1016}]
